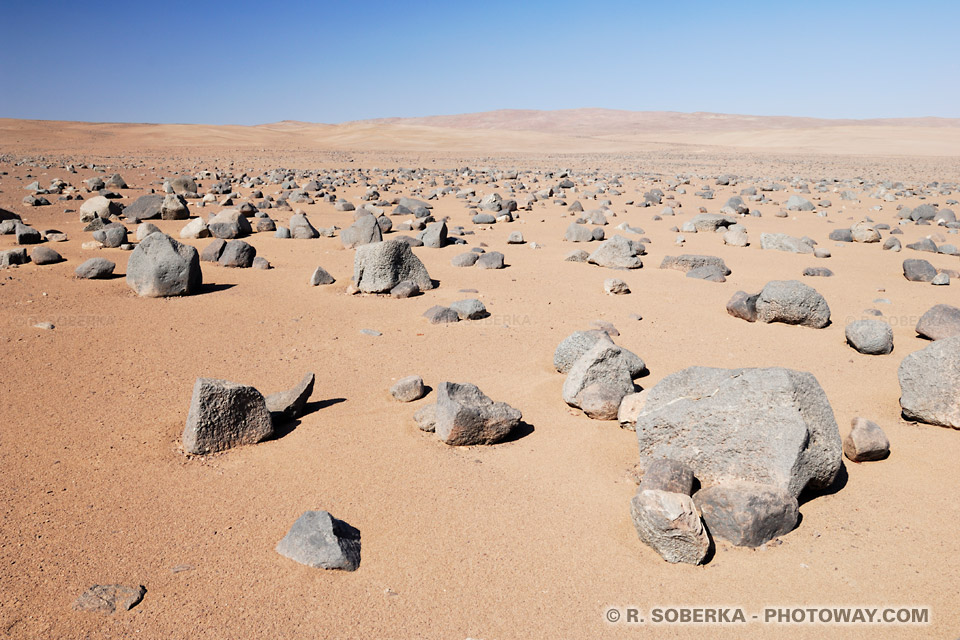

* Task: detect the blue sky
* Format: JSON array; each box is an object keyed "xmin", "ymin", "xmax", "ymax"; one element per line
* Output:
[{"xmin": 1, "ymin": 0, "xmax": 957, "ymax": 124}]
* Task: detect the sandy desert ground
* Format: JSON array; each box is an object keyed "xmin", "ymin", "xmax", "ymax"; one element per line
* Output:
[{"xmin": 1, "ymin": 111, "xmax": 959, "ymax": 639}]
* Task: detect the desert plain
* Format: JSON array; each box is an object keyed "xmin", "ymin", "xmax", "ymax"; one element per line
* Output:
[{"xmin": 1, "ymin": 110, "xmax": 959, "ymax": 639}]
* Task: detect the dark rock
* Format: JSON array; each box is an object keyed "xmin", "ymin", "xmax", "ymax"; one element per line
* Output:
[
  {"xmin": 182, "ymin": 378, "xmax": 273, "ymax": 454},
  {"xmin": 74, "ymin": 257, "xmax": 115, "ymax": 279},
  {"xmin": 434, "ymin": 381, "xmax": 522, "ymax": 445},
  {"xmin": 902, "ymin": 259, "xmax": 937, "ymax": 282},
  {"xmin": 843, "ymin": 417, "xmax": 890, "ymax": 462},
  {"xmin": 694, "ymin": 481, "xmax": 799, "ymax": 547},
  {"xmin": 218, "ymin": 240, "xmax": 256, "ymax": 268},
  {"xmin": 916, "ymin": 304, "xmax": 960, "ymax": 340},
  {"xmin": 265, "ymin": 372, "xmax": 315, "ymax": 420},
  {"xmin": 275, "ymin": 510, "xmax": 360, "ymax": 571},
  {"xmin": 126, "ymin": 233, "xmax": 202, "ymax": 297}
]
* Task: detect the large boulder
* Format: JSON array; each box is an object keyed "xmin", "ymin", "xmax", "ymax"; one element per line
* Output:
[
  {"xmin": 635, "ymin": 366, "xmax": 843, "ymax": 497},
  {"xmin": 341, "ymin": 213, "xmax": 383, "ymax": 249},
  {"xmin": 434, "ymin": 382, "xmax": 522, "ymax": 445},
  {"xmin": 630, "ymin": 489, "xmax": 710, "ymax": 565},
  {"xmin": 587, "ymin": 235, "xmax": 643, "ymax": 269},
  {"xmin": 420, "ymin": 221, "xmax": 447, "ymax": 248},
  {"xmin": 126, "ymin": 232, "xmax": 202, "ymax": 297},
  {"xmin": 755, "ymin": 280, "xmax": 830, "ymax": 328},
  {"xmin": 289, "ymin": 212, "xmax": 320, "ymax": 239},
  {"xmin": 160, "ymin": 194, "xmax": 189, "ymax": 220},
  {"xmin": 916, "ymin": 304, "xmax": 960, "ymax": 340},
  {"xmin": 208, "ymin": 209, "xmax": 251, "ymax": 239},
  {"xmin": 123, "ymin": 194, "xmax": 163, "ymax": 222},
  {"xmin": 898, "ymin": 336, "xmax": 960, "ymax": 428},
  {"xmin": 182, "ymin": 378, "xmax": 273, "ymax": 454},
  {"xmin": 353, "ymin": 239, "xmax": 433, "ymax": 293}
]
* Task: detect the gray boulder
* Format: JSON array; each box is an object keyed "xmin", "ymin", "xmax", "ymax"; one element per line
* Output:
[
  {"xmin": 845, "ymin": 319, "xmax": 894, "ymax": 355},
  {"xmin": 160, "ymin": 194, "xmax": 189, "ymax": 220},
  {"xmin": 218, "ymin": 240, "xmax": 256, "ymax": 268},
  {"xmin": 630, "ymin": 489, "xmax": 709, "ymax": 565},
  {"xmin": 636, "ymin": 366, "xmax": 843, "ymax": 497},
  {"xmin": 353, "ymin": 239, "xmax": 433, "ymax": 293},
  {"xmin": 565, "ymin": 223, "xmax": 594, "ymax": 242},
  {"xmin": 420, "ymin": 221, "xmax": 447, "ymax": 248},
  {"xmin": 289, "ymin": 212, "xmax": 320, "ymax": 239},
  {"xmin": 660, "ymin": 254, "xmax": 731, "ymax": 275},
  {"xmin": 916, "ymin": 304, "xmax": 960, "ymax": 341},
  {"xmin": 208, "ymin": 209, "xmax": 252, "ymax": 239},
  {"xmin": 275, "ymin": 510, "xmax": 360, "ymax": 571},
  {"xmin": 755, "ymin": 280, "xmax": 830, "ymax": 328},
  {"xmin": 341, "ymin": 214, "xmax": 383, "ymax": 249},
  {"xmin": 169, "ymin": 175, "xmax": 198, "ymax": 195},
  {"xmin": 726, "ymin": 291, "xmax": 758, "ymax": 322},
  {"xmin": 126, "ymin": 232, "xmax": 202, "ymax": 297},
  {"xmin": 92, "ymin": 223, "xmax": 128, "ymax": 248},
  {"xmin": 123, "ymin": 194, "xmax": 163, "ymax": 222},
  {"xmin": 476, "ymin": 251, "xmax": 505, "ymax": 269},
  {"xmin": 785, "ymin": 195, "xmax": 815, "ymax": 211},
  {"xmin": 30, "ymin": 246, "xmax": 63, "ymax": 265},
  {"xmin": 554, "ymin": 330, "xmax": 646, "ymax": 377},
  {"xmin": 0, "ymin": 247, "xmax": 29, "ymax": 269},
  {"xmin": 434, "ymin": 382, "xmax": 522, "ymax": 445},
  {"xmin": 182, "ymin": 378, "xmax": 273, "ymax": 454},
  {"xmin": 760, "ymin": 232, "xmax": 815, "ymax": 254},
  {"xmin": 562, "ymin": 339, "xmax": 637, "ymax": 419},
  {"xmin": 310, "ymin": 266, "xmax": 336, "ymax": 285},
  {"xmin": 451, "ymin": 252, "xmax": 479, "ymax": 267},
  {"xmin": 450, "ymin": 298, "xmax": 487, "ymax": 320},
  {"xmin": 694, "ymin": 481, "xmax": 799, "ymax": 547},
  {"xmin": 587, "ymin": 235, "xmax": 643, "ymax": 269},
  {"xmin": 75, "ymin": 257, "xmax": 115, "ymax": 279},
  {"xmin": 903, "ymin": 259, "xmax": 937, "ymax": 282},
  {"xmin": 898, "ymin": 335, "xmax": 960, "ymax": 428}
]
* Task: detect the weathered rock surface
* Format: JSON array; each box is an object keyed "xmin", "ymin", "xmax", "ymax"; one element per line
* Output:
[
  {"xmin": 898, "ymin": 336, "xmax": 960, "ymax": 428},
  {"xmin": 275, "ymin": 510, "xmax": 360, "ymax": 571},
  {"xmin": 434, "ymin": 382, "xmax": 522, "ymax": 445},
  {"xmin": 630, "ymin": 489, "xmax": 710, "ymax": 565},
  {"xmin": 182, "ymin": 378, "xmax": 273, "ymax": 454}
]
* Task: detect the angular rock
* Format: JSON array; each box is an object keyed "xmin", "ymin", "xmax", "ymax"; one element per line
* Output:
[
  {"xmin": 275, "ymin": 510, "xmax": 360, "ymax": 571},
  {"xmin": 201, "ymin": 238, "xmax": 226, "ymax": 263},
  {"xmin": 73, "ymin": 584, "xmax": 145, "ymax": 614},
  {"xmin": 420, "ymin": 221, "xmax": 447, "ymax": 248},
  {"xmin": 414, "ymin": 403, "xmax": 437, "ymax": 432},
  {"xmin": 726, "ymin": 291, "xmax": 758, "ymax": 322},
  {"xmin": 93, "ymin": 223, "xmax": 128, "ymax": 248},
  {"xmin": 126, "ymin": 232, "xmax": 202, "ymax": 297},
  {"xmin": 218, "ymin": 240, "xmax": 256, "ymax": 268},
  {"xmin": 588, "ymin": 235, "xmax": 643, "ymax": 269},
  {"xmin": 289, "ymin": 212, "xmax": 320, "ymax": 239},
  {"xmin": 659, "ymin": 254, "xmax": 730, "ymax": 275},
  {"xmin": 123, "ymin": 194, "xmax": 163, "ymax": 222},
  {"xmin": 553, "ymin": 330, "xmax": 646, "ymax": 377},
  {"xmin": 562, "ymin": 339, "xmax": 636, "ymax": 415},
  {"xmin": 79, "ymin": 195, "xmax": 119, "ymax": 222},
  {"xmin": 449, "ymin": 298, "xmax": 487, "ymax": 320},
  {"xmin": 182, "ymin": 378, "xmax": 273, "ymax": 454},
  {"xmin": 434, "ymin": 381, "xmax": 522, "ymax": 445},
  {"xmin": 639, "ymin": 459, "xmax": 695, "ymax": 495},
  {"xmin": 160, "ymin": 194, "xmax": 189, "ymax": 220},
  {"xmin": 353, "ymin": 239, "xmax": 433, "ymax": 293},
  {"xmin": 694, "ymin": 481, "xmax": 799, "ymax": 547},
  {"xmin": 265, "ymin": 372, "xmax": 315, "ymax": 420},
  {"xmin": 310, "ymin": 266, "xmax": 336, "ymax": 285},
  {"xmin": 476, "ymin": 251, "xmax": 505, "ymax": 269},
  {"xmin": 179, "ymin": 217, "xmax": 210, "ymax": 239},
  {"xmin": 15, "ymin": 223, "xmax": 42, "ymax": 245},
  {"xmin": 341, "ymin": 214, "xmax": 383, "ymax": 249},
  {"xmin": 898, "ymin": 335, "xmax": 960, "ymax": 428},
  {"xmin": 636, "ymin": 366, "xmax": 843, "ymax": 497},
  {"xmin": 604, "ymin": 278, "xmax": 630, "ymax": 294},
  {"xmin": 423, "ymin": 305, "xmax": 460, "ymax": 324},
  {"xmin": 843, "ymin": 417, "xmax": 890, "ymax": 462},
  {"xmin": 851, "ymin": 221, "xmax": 881, "ymax": 243},
  {"xmin": 564, "ymin": 222, "xmax": 593, "ymax": 242},
  {"xmin": 390, "ymin": 280, "xmax": 420, "ymax": 298},
  {"xmin": 630, "ymin": 489, "xmax": 709, "ymax": 565},
  {"xmin": 903, "ymin": 259, "xmax": 937, "ymax": 282}
]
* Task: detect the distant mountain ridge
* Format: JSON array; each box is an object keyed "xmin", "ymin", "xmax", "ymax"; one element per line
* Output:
[{"xmin": 354, "ymin": 108, "xmax": 960, "ymax": 136}]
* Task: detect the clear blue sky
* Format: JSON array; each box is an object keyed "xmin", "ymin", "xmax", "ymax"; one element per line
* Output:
[{"xmin": 1, "ymin": 0, "xmax": 957, "ymax": 124}]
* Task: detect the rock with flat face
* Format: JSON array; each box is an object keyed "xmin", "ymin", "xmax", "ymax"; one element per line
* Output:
[
  {"xmin": 182, "ymin": 378, "xmax": 273, "ymax": 454},
  {"xmin": 265, "ymin": 372, "xmax": 315, "ymax": 420},
  {"xmin": 694, "ymin": 481, "xmax": 799, "ymax": 547},
  {"xmin": 639, "ymin": 458, "xmax": 695, "ymax": 495},
  {"xmin": 341, "ymin": 213, "xmax": 383, "ymax": 248},
  {"xmin": 902, "ymin": 259, "xmax": 937, "ymax": 282},
  {"xmin": 898, "ymin": 335, "xmax": 960, "ymax": 428},
  {"xmin": 390, "ymin": 375, "xmax": 426, "ymax": 402},
  {"xmin": 169, "ymin": 175, "xmax": 198, "ymax": 195},
  {"xmin": 760, "ymin": 232, "xmax": 815, "ymax": 254},
  {"xmin": 93, "ymin": 223, "xmax": 128, "ymax": 248},
  {"xmin": 565, "ymin": 223, "xmax": 594, "ymax": 242},
  {"xmin": 636, "ymin": 366, "xmax": 842, "ymax": 497},
  {"xmin": 843, "ymin": 417, "xmax": 890, "ymax": 462},
  {"xmin": 562, "ymin": 339, "xmax": 637, "ymax": 417},
  {"xmin": 309, "ymin": 266, "xmax": 336, "ymax": 285},
  {"xmin": 208, "ymin": 209, "xmax": 252, "ymax": 239},
  {"xmin": 30, "ymin": 246, "xmax": 63, "ymax": 265},
  {"xmin": 476, "ymin": 251, "xmax": 505, "ymax": 269},
  {"xmin": 553, "ymin": 330, "xmax": 646, "ymax": 377},
  {"xmin": 79, "ymin": 195, "xmax": 120, "ymax": 222},
  {"xmin": 726, "ymin": 291, "xmax": 759, "ymax": 322},
  {"xmin": 916, "ymin": 304, "xmax": 960, "ymax": 340},
  {"xmin": 160, "ymin": 194, "xmax": 189, "ymax": 220},
  {"xmin": 275, "ymin": 510, "xmax": 360, "ymax": 571},
  {"xmin": 289, "ymin": 212, "xmax": 320, "ymax": 239},
  {"xmin": 785, "ymin": 195, "xmax": 815, "ymax": 211},
  {"xmin": 420, "ymin": 221, "xmax": 447, "ymax": 248},
  {"xmin": 126, "ymin": 233, "xmax": 202, "ymax": 297},
  {"xmin": 434, "ymin": 382, "xmax": 522, "ymax": 445},
  {"xmin": 630, "ymin": 489, "xmax": 710, "ymax": 565},
  {"xmin": 587, "ymin": 235, "xmax": 643, "ymax": 269},
  {"xmin": 851, "ymin": 221, "xmax": 881, "ymax": 243},
  {"xmin": 353, "ymin": 239, "xmax": 433, "ymax": 293},
  {"xmin": 755, "ymin": 280, "xmax": 830, "ymax": 328},
  {"xmin": 218, "ymin": 240, "xmax": 256, "ymax": 268},
  {"xmin": 660, "ymin": 254, "xmax": 731, "ymax": 275}
]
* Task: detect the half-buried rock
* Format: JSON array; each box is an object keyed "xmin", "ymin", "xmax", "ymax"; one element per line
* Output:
[
  {"xmin": 693, "ymin": 481, "xmax": 799, "ymax": 547},
  {"xmin": 275, "ymin": 510, "xmax": 360, "ymax": 571},
  {"xmin": 126, "ymin": 232, "xmax": 202, "ymax": 297},
  {"xmin": 630, "ymin": 489, "xmax": 710, "ymax": 565},
  {"xmin": 433, "ymin": 382, "xmax": 522, "ymax": 445},
  {"xmin": 636, "ymin": 366, "xmax": 842, "ymax": 498},
  {"xmin": 182, "ymin": 378, "xmax": 273, "ymax": 454},
  {"xmin": 353, "ymin": 238, "xmax": 433, "ymax": 293}
]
